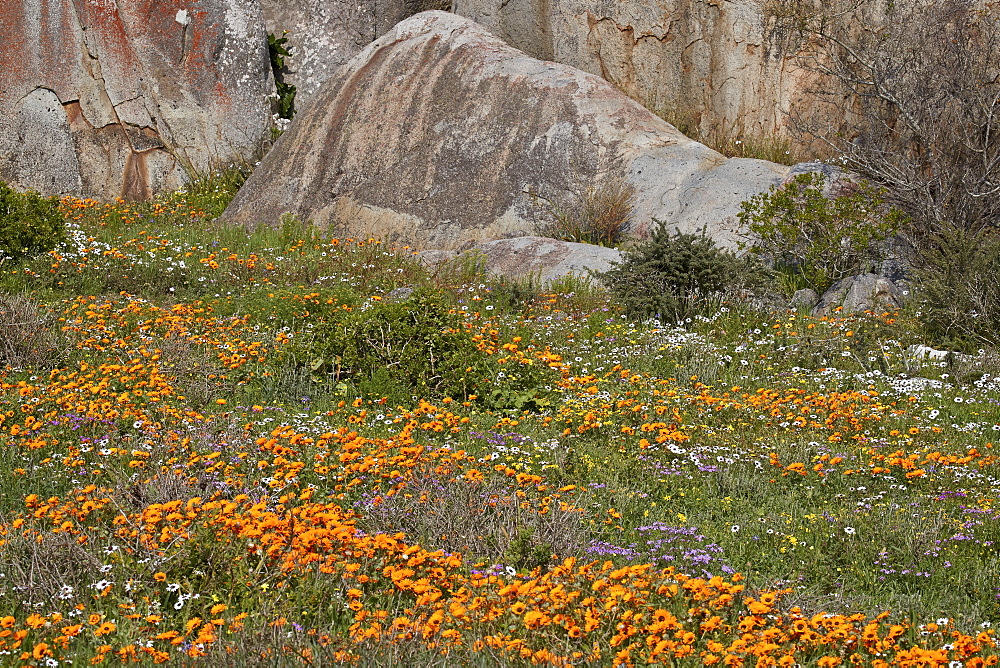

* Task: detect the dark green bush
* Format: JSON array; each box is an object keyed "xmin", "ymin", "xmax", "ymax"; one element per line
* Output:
[
  {"xmin": 292, "ymin": 289, "xmax": 478, "ymax": 400},
  {"xmin": 599, "ymin": 224, "xmax": 759, "ymax": 323},
  {"xmin": 913, "ymin": 227, "xmax": 1000, "ymax": 349},
  {"xmin": 0, "ymin": 182, "xmax": 65, "ymax": 264},
  {"xmin": 738, "ymin": 172, "xmax": 904, "ymax": 294},
  {"xmin": 285, "ymin": 289, "xmax": 557, "ymax": 406}
]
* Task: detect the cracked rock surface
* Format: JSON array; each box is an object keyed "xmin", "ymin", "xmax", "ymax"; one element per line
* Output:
[
  {"xmin": 451, "ymin": 0, "xmax": 845, "ymax": 151},
  {"xmin": 0, "ymin": 0, "xmax": 273, "ymax": 198}
]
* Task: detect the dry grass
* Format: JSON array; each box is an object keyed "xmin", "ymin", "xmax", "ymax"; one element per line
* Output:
[
  {"xmin": 0, "ymin": 292, "xmax": 71, "ymax": 369},
  {"xmin": 537, "ymin": 175, "xmax": 637, "ymax": 247},
  {"xmin": 654, "ymin": 104, "xmax": 802, "ymax": 165},
  {"xmin": 0, "ymin": 530, "xmax": 104, "ymax": 608},
  {"xmin": 361, "ymin": 467, "xmax": 589, "ymax": 569}
]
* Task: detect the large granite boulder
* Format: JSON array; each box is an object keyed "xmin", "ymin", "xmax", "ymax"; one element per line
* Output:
[
  {"xmin": 223, "ymin": 11, "xmax": 789, "ymax": 250},
  {"xmin": 0, "ymin": 0, "xmax": 274, "ymax": 199}
]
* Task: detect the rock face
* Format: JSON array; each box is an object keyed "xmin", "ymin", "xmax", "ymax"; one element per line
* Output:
[
  {"xmin": 261, "ymin": 0, "xmax": 451, "ymax": 103},
  {"xmin": 0, "ymin": 0, "xmax": 274, "ymax": 199},
  {"xmin": 223, "ymin": 11, "xmax": 789, "ymax": 250},
  {"xmin": 451, "ymin": 0, "xmax": 838, "ymax": 150}
]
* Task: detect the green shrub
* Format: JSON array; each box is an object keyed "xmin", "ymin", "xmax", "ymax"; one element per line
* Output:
[
  {"xmin": 913, "ymin": 227, "xmax": 1000, "ymax": 349},
  {"xmin": 267, "ymin": 32, "xmax": 297, "ymax": 120},
  {"xmin": 286, "ymin": 289, "xmax": 475, "ymax": 400},
  {"xmin": 0, "ymin": 182, "xmax": 65, "ymax": 264},
  {"xmin": 599, "ymin": 224, "xmax": 759, "ymax": 323},
  {"xmin": 739, "ymin": 172, "xmax": 904, "ymax": 294},
  {"xmin": 284, "ymin": 289, "xmax": 557, "ymax": 407}
]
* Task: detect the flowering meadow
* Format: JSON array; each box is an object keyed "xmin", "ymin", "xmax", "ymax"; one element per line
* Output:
[{"xmin": 0, "ymin": 188, "xmax": 999, "ymax": 666}]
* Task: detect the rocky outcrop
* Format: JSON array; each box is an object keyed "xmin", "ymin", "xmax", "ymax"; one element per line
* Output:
[
  {"xmin": 814, "ymin": 274, "xmax": 906, "ymax": 317},
  {"xmin": 261, "ymin": 0, "xmax": 402, "ymax": 104},
  {"xmin": 0, "ymin": 0, "xmax": 274, "ymax": 199},
  {"xmin": 450, "ymin": 0, "xmax": 841, "ymax": 151},
  {"xmin": 223, "ymin": 11, "xmax": 789, "ymax": 250},
  {"xmin": 420, "ymin": 236, "xmax": 623, "ymax": 283},
  {"xmin": 261, "ymin": 0, "xmax": 451, "ymax": 103}
]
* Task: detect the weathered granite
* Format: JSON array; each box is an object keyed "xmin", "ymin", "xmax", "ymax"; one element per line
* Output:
[
  {"xmin": 451, "ymin": 0, "xmax": 848, "ymax": 152},
  {"xmin": 814, "ymin": 274, "xmax": 906, "ymax": 316},
  {"xmin": 0, "ymin": 0, "xmax": 273, "ymax": 198}
]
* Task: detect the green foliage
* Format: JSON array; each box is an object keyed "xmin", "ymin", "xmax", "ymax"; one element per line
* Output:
[
  {"xmin": 480, "ymin": 360, "xmax": 556, "ymax": 412},
  {"xmin": 599, "ymin": 224, "xmax": 758, "ymax": 323},
  {"xmin": 267, "ymin": 32, "xmax": 297, "ymax": 120},
  {"xmin": 285, "ymin": 290, "xmax": 471, "ymax": 400},
  {"xmin": 274, "ymin": 81, "xmax": 296, "ymax": 121},
  {"xmin": 914, "ymin": 227, "xmax": 1000, "ymax": 349},
  {"xmin": 537, "ymin": 176, "xmax": 637, "ymax": 248},
  {"xmin": 739, "ymin": 172, "xmax": 904, "ymax": 294},
  {"xmin": 267, "ymin": 32, "xmax": 290, "ymax": 71},
  {"xmin": 501, "ymin": 527, "xmax": 554, "ymax": 573},
  {"xmin": 283, "ymin": 289, "xmax": 556, "ymax": 407},
  {"xmin": 0, "ymin": 182, "xmax": 65, "ymax": 264}
]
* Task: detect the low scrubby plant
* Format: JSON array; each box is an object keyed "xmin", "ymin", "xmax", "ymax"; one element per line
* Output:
[
  {"xmin": 282, "ymin": 288, "xmax": 557, "ymax": 407},
  {"xmin": 0, "ymin": 293, "xmax": 69, "ymax": 369},
  {"xmin": 537, "ymin": 175, "xmax": 637, "ymax": 247},
  {"xmin": 599, "ymin": 223, "xmax": 761, "ymax": 323},
  {"xmin": 0, "ymin": 181, "xmax": 65, "ymax": 264},
  {"xmin": 913, "ymin": 226, "xmax": 1000, "ymax": 349},
  {"xmin": 739, "ymin": 171, "xmax": 904, "ymax": 294},
  {"xmin": 362, "ymin": 469, "xmax": 585, "ymax": 571}
]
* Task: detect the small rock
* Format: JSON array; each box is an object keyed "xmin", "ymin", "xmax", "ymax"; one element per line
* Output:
[
  {"xmin": 789, "ymin": 288, "xmax": 818, "ymax": 311},
  {"xmin": 813, "ymin": 274, "xmax": 905, "ymax": 316},
  {"xmin": 473, "ymin": 236, "xmax": 622, "ymax": 283},
  {"xmin": 384, "ymin": 286, "xmax": 415, "ymax": 302}
]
